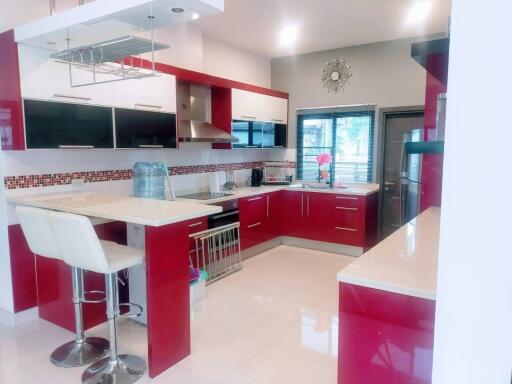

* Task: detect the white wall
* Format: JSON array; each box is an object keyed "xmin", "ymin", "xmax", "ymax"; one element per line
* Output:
[
  {"xmin": 271, "ymin": 37, "xmax": 430, "ymax": 150},
  {"xmin": 203, "ymin": 35, "xmax": 271, "ymax": 88},
  {"xmin": 432, "ymin": 1, "xmax": 512, "ymax": 383}
]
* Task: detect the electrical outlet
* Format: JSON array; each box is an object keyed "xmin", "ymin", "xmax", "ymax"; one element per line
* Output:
[{"xmin": 71, "ymin": 178, "xmax": 85, "ymax": 188}]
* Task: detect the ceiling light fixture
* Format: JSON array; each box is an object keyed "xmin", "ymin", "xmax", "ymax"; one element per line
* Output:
[
  {"xmin": 405, "ymin": 1, "xmax": 432, "ymax": 26},
  {"xmin": 171, "ymin": 7, "xmax": 185, "ymax": 13},
  {"xmin": 191, "ymin": 12, "xmax": 200, "ymax": 20},
  {"xmin": 279, "ymin": 24, "xmax": 299, "ymax": 47}
]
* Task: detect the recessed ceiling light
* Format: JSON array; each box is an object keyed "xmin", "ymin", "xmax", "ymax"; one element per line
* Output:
[
  {"xmin": 191, "ymin": 12, "xmax": 200, "ymax": 20},
  {"xmin": 171, "ymin": 7, "xmax": 184, "ymax": 13},
  {"xmin": 279, "ymin": 25, "xmax": 299, "ymax": 47},
  {"xmin": 405, "ymin": 1, "xmax": 432, "ymax": 26}
]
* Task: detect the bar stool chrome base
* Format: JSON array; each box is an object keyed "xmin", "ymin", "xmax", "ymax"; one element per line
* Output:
[
  {"xmin": 51, "ymin": 337, "xmax": 109, "ymax": 368},
  {"xmin": 82, "ymin": 354, "xmax": 147, "ymax": 384}
]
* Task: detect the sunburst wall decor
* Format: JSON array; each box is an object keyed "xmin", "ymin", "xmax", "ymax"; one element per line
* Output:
[{"xmin": 320, "ymin": 58, "xmax": 352, "ymax": 94}]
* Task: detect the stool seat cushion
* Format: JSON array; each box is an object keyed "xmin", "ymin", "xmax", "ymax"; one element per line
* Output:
[{"xmin": 100, "ymin": 241, "xmax": 145, "ymax": 273}]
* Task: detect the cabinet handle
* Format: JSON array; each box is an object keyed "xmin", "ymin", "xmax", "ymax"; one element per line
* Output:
[
  {"xmin": 188, "ymin": 221, "xmax": 203, "ymax": 228},
  {"xmin": 271, "ymin": 118, "xmax": 284, "ymax": 122},
  {"xmin": 58, "ymin": 145, "xmax": 94, "ymax": 149},
  {"xmin": 266, "ymin": 195, "xmax": 269, "ymax": 218},
  {"xmin": 335, "ymin": 207, "xmax": 359, "ymax": 211},
  {"xmin": 335, "ymin": 226, "xmax": 358, "ymax": 232},
  {"xmin": 138, "ymin": 144, "xmax": 164, "ymax": 148},
  {"xmin": 135, "ymin": 103, "xmax": 162, "ymax": 109},
  {"xmin": 244, "ymin": 145, "xmax": 259, "ymax": 148},
  {"xmin": 335, "ymin": 196, "xmax": 359, "ymax": 200},
  {"xmin": 241, "ymin": 115, "xmax": 256, "ymax": 120},
  {"xmin": 54, "ymin": 94, "xmax": 91, "ymax": 101},
  {"xmin": 307, "ymin": 195, "xmax": 310, "ymax": 216},
  {"xmin": 248, "ymin": 196, "xmax": 262, "ymax": 202},
  {"xmin": 247, "ymin": 222, "xmax": 261, "ymax": 229},
  {"xmin": 301, "ymin": 194, "xmax": 304, "ymax": 216}
]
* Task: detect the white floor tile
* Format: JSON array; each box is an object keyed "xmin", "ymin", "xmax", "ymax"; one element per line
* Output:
[{"xmin": 0, "ymin": 245, "xmax": 351, "ymax": 383}]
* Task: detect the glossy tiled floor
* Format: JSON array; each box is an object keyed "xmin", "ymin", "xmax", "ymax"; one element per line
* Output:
[{"xmin": 0, "ymin": 245, "xmax": 354, "ymax": 384}]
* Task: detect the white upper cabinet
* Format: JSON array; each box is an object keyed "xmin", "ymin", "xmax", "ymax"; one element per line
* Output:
[
  {"xmin": 112, "ymin": 74, "xmax": 176, "ymax": 113},
  {"xmin": 232, "ymin": 89, "xmax": 265, "ymax": 121},
  {"xmin": 18, "ymin": 45, "xmax": 114, "ymax": 106},
  {"xmin": 18, "ymin": 45, "xmax": 176, "ymax": 113},
  {"xmin": 265, "ymin": 95, "xmax": 288, "ymax": 124},
  {"xmin": 231, "ymin": 88, "xmax": 288, "ymax": 124}
]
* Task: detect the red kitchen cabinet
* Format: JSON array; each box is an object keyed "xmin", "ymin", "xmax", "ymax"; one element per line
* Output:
[
  {"xmin": 262, "ymin": 191, "xmax": 282, "ymax": 242},
  {"xmin": 183, "ymin": 216, "xmax": 208, "ymax": 267},
  {"xmin": 281, "ymin": 190, "xmax": 307, "ymax": 238},
  {"xmin": 304, "ymin": 192, "xmax": 331, "ymax": 242},
  {"xmin": 239, "ymin": 194, "xmax": 267, "ymax": 250}
]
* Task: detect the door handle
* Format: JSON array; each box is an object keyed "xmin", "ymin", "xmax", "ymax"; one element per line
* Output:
[
  {"xmin": 335, "ymin": 207, "xmax": 359, "ymax": 211},
  {"xmin": 335, "ymin": 196, "xmax": 358, "ymax": 200},
  {"xmin": 307, "ymin": 194, "xmax": 310, "ymax": 216},
  {"xmin": 301, "ymin": 194, "xmax": 304, "ymax": 216},
  {"xmin": 138, "ymin": 145, "xmax": 164, "ymax": 148},
  {"xmin": 266, "ymin": 195, "xmax": 269, "ymax": 218},
  {"xmin": 247, "ymin": 222, "xmax": 261, "ymax": 229},
  {"xmin": 54, "ymin": 94, "xmax": 91, "ymax": 101},
  {"xmin": 58, "ymin": 145, "xmax": 94, "ymax": 149},
  {"xmin": 335, "ymin": 226, "xmax": 358, "ymax": 232},
  {"xmin": 188, "ymin": 221, "xmax": 203, "ymax": 228},
  {"xmin": 248, "ymin": 196, "xmax": 262, "ymax": 202},
  {"xmin": 135, "ymin": 103, "xmax": 162, "ymax": 109}
]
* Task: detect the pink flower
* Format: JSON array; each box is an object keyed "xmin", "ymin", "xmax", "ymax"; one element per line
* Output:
[{"xmin": 316, "ymin": 153, "xmax": 332, "ymax": 166}]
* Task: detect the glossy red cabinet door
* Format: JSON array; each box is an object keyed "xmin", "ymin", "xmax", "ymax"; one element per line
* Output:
[
  {"xmin": 239, "ymin": 195, "xmax": 267, "ymax": 250},
  {"xmin": 0, "ymin": 30, "xmax": 25, "ymax": 150},
  {"xmin": 281, "ymin": 190, "xmax": 307, "ymax": 238},
  {"xmin": 304, "ymin": 192, "xmax": 331, "ymax": 242},
  {"xmin": 263, "ymin": 191, "xmax": 283, "ymax": 242}
]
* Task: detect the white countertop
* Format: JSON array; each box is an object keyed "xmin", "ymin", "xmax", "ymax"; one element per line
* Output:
[
  {"xmin": 176, "ymin": 183, "xmax": 380, "ymax": 204},
  {"xmin": 337, "ymin": 207, "xmax": 441, "ymax": 300},
  {"xmin": 8, "ymin": 191, "xmax": 222, "ymax": 227}
]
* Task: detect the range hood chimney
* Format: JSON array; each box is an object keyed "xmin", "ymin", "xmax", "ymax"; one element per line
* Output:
[{"xmin": 177, "ymin": 82, "xmax": 238, "ymax": 143}]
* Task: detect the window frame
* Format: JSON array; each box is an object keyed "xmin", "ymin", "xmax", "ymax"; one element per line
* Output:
[{"xmin": 297, "ymin": 109, "xmax": 375, "ymax": 184}]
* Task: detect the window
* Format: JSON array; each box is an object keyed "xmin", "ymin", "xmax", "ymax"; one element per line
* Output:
[{"xmin": 297, "ymin": 106, "xmax": 375, "ymax": 183}]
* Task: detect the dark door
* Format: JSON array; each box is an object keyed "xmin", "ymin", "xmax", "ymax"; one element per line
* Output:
[
  {"xmin": 24, "ymin": 99, "xmax": 113, "ymax": 149},
  {"xmin": 115, "ymin": 108, "xmax": 177, "ymax": 149},
  {"xmin": 380, "ymin": 111, "xmax": 424, "ymax": 239}
]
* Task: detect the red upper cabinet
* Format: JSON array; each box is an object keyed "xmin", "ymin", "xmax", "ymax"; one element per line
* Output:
[{"xmin": 0, "ymin": 30, "xmax": 25, "ymax": 150}]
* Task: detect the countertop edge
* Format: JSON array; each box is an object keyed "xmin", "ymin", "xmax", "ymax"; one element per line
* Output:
[{"xmin": 337, "ymin": 274, "xmax": 437, "ymax": 301}]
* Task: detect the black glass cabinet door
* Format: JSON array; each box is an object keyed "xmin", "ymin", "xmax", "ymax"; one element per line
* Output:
[
  {"xmin": 115, "ymin": 108, "xmax": 177, "ymax": 149},
  {"xmin": 24, "ymin": 99, "xmax": 114, "ymax": 149}
]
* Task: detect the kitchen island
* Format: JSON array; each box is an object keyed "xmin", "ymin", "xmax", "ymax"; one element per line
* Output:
[
  {"xmin": 336, "ymin": 207, "xmax": 440, "ymax": 384},
  {"xmin": 8, "ymin": 191, "xmax": 221, "ymax": 379}
]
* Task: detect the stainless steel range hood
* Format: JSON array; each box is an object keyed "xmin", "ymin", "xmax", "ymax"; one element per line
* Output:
[
  {"xmin": 179, "ymin": 120, "xmax": 238, "ymax": 143},
  {"xmin": 177, "ymin": 82, "xmax": 238, "ymax": 143}
]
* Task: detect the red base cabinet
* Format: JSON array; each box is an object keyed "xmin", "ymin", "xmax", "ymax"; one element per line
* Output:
[
  {"xmin": 338, "ymin": 283, "xmax": 435, "ymax": 384},
  {"xmin": 240, "ymin": 190, "xmax": 378, "ymax": 251}
]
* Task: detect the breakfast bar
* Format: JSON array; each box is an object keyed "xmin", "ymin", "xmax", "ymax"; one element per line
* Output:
[
  {"xmin": 336, "ymin": 207, "xmax": 440, "ymax": 384},
  {"xmin": 8, "ymin": 192, "xmax": 221, "ymax": 379}
]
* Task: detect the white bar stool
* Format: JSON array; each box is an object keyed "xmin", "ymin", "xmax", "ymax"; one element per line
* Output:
[
  {"xmin": 16, "ymin": 206, "xmax": 109, "ymax": 367},
  {"xmin": 47, "ymin": 210, "xmax": 147, "ymax": 384}
]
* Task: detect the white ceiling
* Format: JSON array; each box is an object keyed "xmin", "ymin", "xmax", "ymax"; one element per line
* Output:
[{"xmin": 194, "ymin": 0, "xmax": 452, "ymax": 58}]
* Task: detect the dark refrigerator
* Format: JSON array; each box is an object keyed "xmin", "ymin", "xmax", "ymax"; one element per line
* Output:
[{"xmin": 400, "ymin": 139, "xmax": 444, "ymax": 225}]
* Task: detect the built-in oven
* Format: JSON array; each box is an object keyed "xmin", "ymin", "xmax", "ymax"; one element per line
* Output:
[{"xmin": 207, "ymin": 199, "xmax": 239, "ymax": 228}]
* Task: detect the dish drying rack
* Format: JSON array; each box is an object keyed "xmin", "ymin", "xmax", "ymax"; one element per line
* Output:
[
  {"xmin": 263, "ymin": 161, "xmax": 293, "ymax": 185},
  {"xmin": 190, "ymin": 223, "xmax": 242, "ymax": 285}
]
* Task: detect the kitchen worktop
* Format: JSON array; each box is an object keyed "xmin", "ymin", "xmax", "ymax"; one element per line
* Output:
[
  {"xmin": 337, "ymin": 207, "xmax": 441, "ymax": 300},
  {"xmin": 177, "ymin": 182, "xmax": 380, "ymax": 204},
  {"xmin": 8, "ymin": 191, "xmax": 222, "ymax": 227}
]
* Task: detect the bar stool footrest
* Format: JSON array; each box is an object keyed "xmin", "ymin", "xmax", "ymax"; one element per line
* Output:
[
  {"xmin": 82, "ymin": 290, "xmax": 107, "ymax": 304},
  {"xmin": 117, "ymin": 302, "xmax": 143, "ymax": 319}
]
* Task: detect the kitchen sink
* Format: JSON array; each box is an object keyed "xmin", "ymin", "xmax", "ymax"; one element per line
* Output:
[{"xmin": 290, "ymin": 183, "xmax": 354, "ymax": 191}]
